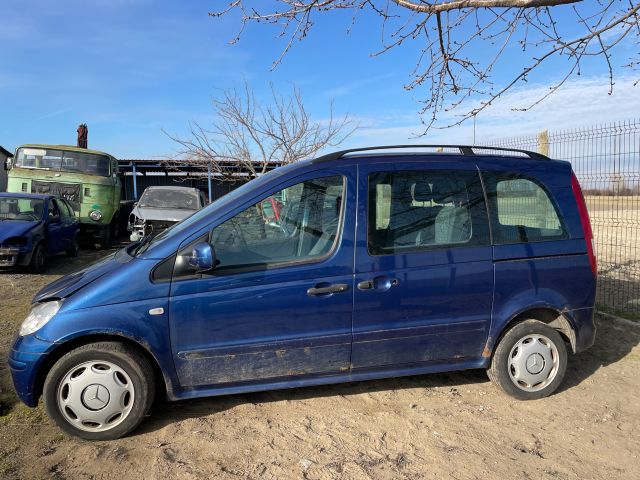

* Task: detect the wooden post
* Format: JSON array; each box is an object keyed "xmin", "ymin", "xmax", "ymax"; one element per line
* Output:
[{"xmin": 538, "ymin": 130, "xmax": 549, "ymax": 157}]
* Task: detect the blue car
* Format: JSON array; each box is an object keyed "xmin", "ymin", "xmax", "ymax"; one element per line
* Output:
[
  {"xmin": 0, "ymin": 193, "xmax": 80, "ymax": 272},
  {"xmin": 8, "ymin": 146, "xmax": 597, "ymax": 440}
]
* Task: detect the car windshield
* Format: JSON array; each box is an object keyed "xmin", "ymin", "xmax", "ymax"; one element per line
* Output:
[
  {"xmin": 0, "ymin": 197, "xmax": 44, "ymax": 221},
  {"xmin": 138, "ymin": 189, "xmax": 199, "ymax": 210},
  {"xmin": 15, "ymin": 147, "xmax": 111, "ymax": 176}
]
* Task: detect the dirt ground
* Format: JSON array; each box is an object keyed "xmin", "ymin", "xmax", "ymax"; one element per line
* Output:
[{"xmin": 1, "ymin": 249, "xmax": 639, "ymax": 480}]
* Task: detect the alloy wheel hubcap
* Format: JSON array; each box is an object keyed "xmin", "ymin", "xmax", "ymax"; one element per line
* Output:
[
  {"xmin": 508, "ymin": 334, "xmax": 559, "ymax": 392},
  {"xmin": 57, "ymin": 360, "xmax": 135, "ymax": 432}
]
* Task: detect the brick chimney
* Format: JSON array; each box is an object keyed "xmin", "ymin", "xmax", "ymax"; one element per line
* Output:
[{"xmin": 77, "ymin": 123, "xmax": 88, "ymax": 148}]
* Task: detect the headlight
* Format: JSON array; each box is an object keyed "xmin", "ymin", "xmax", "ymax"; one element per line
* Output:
[
  {"xmin": 89, "ymin": 210, "xmax": 103, "ymax": 221},
  {"xmin": 19, "ymin": 300, "xmax": 61, "ymax": 336},
  {"xmin": 4, "ymin": 236, "xmax": 27, "ymax": 246}
]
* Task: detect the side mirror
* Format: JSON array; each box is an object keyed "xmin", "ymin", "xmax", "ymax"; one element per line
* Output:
[
  {"xmin": 188, "ymin": 242, "xmax": 215, "ymax": 273},
  {"xmin": 4, "ymin": 158, "xmax": 13, "ymax": 171}
]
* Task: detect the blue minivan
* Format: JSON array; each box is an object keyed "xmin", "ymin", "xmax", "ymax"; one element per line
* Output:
[{"xmin": 9, "ymin": 146, "xmax": 597, "ymax": 440}]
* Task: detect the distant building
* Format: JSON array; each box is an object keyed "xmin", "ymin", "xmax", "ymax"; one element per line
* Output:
[{"xmin": 0, "ymin": 146, "xmax": 13, "ymax": 192}]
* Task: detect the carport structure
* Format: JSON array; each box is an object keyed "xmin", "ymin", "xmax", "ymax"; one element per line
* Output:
[{"xmin": 118, "ymin": 159, "xmax": 280, "ymax": 202}]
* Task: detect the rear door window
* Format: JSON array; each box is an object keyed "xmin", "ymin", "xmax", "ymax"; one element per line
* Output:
[
  {"xmin": 367, "ymin": 170, "xmax": 490, "ymax": 255},
  {"xmin": 484, "ymin": 173, "xmax": 567, "ymax": 244}
]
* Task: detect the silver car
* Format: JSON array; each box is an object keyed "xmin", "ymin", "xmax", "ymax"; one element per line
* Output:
[{"xmin": 128, "ymin": 186, "xmax": 206, "ymax": 241}]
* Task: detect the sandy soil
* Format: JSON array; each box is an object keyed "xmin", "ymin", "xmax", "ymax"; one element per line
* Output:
[{"xmin": 1, "ymin": 249, "xmax": 639, "ymax": 480}]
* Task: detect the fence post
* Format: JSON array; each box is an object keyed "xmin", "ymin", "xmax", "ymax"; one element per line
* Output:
[{"xmin": 537, "ymin": 130, "xmax": 549, "ymax": 156}]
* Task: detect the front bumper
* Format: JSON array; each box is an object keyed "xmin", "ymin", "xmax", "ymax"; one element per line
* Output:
[
  {"xmin": 129, "ymin": 220, "xmax": 176, "ymax": 242},
  {"xmin": 8, "ymin": 334, "xmax": 54, "ymax": 407},
  {"xmin": 0, "ymin": 246, "xmax": 31, "ymax": 267}
]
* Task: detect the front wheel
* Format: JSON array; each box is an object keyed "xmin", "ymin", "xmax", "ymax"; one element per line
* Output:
[
  {"xmin": 93, "ymin": 226, "xmax": 111, "ymax": 250},
  {"xmin": 29, "ymin": 243, "xmax": 46, "ymax": 273},
  {"xmin": 66, "ymin": 235, "xmax": 79, "ymax": 257},
  {"xmin": 43, "ymin": 342, "xmax": 155, "ymax": 440},
  {"xmin": 488, "ymin": 319, "xmax": 568, "ymax": 400}
]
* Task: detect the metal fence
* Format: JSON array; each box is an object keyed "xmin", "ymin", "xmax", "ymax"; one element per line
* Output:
[{"xmin": 484, "ymin": 119, "xmax": 640, "ymax": 315}]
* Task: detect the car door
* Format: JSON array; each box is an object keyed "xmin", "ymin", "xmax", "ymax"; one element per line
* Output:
[
  {"xmin": 45, "ymin": 198, "xmax": 65, "ymax": 254},
  {"xmin": 56, "ymin": 199, "xmax": 77, "ymax": 251},
  {"xmin": 168, "ymin": 167, "xmax": 356, "ymax": 388},
  {"xmin": 352, "ymin": 161, "xmax": 494, "ymax": 369}
]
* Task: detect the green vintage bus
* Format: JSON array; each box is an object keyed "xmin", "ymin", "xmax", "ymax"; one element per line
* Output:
[{"xmin": 6, "ymin": 144, "xmax": 122, "ymax": 248}]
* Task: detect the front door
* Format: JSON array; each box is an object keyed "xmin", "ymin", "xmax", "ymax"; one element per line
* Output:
[
  {"xmin": 169, "ymin": 167, "xmax": 356, "ymax": 388},
  {"xmin": 45, "ymin": 198, "xmax": 64, "ymax": 255},
  {"xmin": 352, "ymin": 162, "xmax": 494, "ymax": 369}
]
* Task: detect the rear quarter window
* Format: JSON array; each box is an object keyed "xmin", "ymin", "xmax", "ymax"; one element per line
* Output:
[{"xmin": 483, "ymin": 173, "xmax": 567, "ymax": 244}]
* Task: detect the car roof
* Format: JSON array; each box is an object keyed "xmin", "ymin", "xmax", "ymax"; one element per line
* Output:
[
  {"xmin": 311, "ymin": 145, "xmax": 550, "ymax": 163},
  {"xmin": 142, "ymin": 186, "xmax": 199, "ymax": 192},
  {"xmin": 0, "ymin": 192, "xmax": 53, "ymax": 200}
]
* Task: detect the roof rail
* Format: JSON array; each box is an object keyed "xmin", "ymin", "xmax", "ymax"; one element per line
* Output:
[{"xmin": 313, "ymin": 145, "xmax": 549, "ymax": 163}]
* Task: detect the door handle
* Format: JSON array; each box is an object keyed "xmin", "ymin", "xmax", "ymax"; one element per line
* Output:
[
  {"xmin": 358, "ymin": 276, "xmax": 400, "ymax": 291},
  {"xmin": 307, "ymin": 283, "xmax": 350, "ymax": 296}
]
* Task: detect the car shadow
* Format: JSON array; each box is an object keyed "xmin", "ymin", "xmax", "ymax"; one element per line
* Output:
[
  {"xmin": 557, "ymin": 313, "xmax": 640, "ymax": 393},
  {"xmin": 136, "ymin": 315, "xmax": 640, "ymax": 436},
  {"xmin": 134, "ymin": 369, "xmax": 490, "ymax": 436}
]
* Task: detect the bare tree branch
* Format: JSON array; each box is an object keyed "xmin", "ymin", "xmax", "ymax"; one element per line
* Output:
[
  {"xmin": 164, "ymin": 82, "xmax": 357, "ymax": 182},
  {"xmin": 211, "ymin": 0, "xmax": 640, "ymax": 132}
]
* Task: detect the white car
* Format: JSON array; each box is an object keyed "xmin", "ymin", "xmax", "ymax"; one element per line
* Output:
[{"xmin": 128, "ymin": 186, "xmax": 206, "ymax": 242}]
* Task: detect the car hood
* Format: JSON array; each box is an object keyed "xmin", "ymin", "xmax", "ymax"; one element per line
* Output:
[
  {"xmin": 0, "ymin": 220, "xmax": 40, "ymax": 243},
  {"xmin": 32, "ymin": 250, "xmax": 129, "ymax": 303},
  {"xmin": 132, "ymin": 206, "xmax": 195, "ymax": 223}
]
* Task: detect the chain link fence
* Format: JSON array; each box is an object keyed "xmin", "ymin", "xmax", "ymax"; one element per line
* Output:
[{"xmin": 484, "ymin": 119, "xmax": 640, "ymax": 316}]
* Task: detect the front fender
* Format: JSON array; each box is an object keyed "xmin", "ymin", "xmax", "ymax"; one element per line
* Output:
[{"xmin": 34, "ymin": 298, "xmax": 179, "ymax": 398}]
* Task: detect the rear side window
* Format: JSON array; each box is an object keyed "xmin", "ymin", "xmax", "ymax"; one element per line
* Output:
[
  {"xmin": 368, "ymin": 170, "xmax": 490, "ymax": 255},
  {"xmin": 484, "ymin": 173, "xmax": 567, "ymax": 244}
]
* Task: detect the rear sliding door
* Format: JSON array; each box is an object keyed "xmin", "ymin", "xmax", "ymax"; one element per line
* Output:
[{"xmin": 352, "ymin": 161, "xmax": 494, "ymax": 369}]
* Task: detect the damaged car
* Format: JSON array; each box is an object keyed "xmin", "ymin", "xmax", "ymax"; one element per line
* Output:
[
  {"xmin": 0, "ymin": 193, "xmax": 80, "ymax": 272},
  {"xmin": 128, "ymin": 186, "xmax": 206, "ymax": 242}
]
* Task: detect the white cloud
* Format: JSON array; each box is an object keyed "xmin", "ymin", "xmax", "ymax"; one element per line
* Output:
[{"xmin": 344, "ymin": 75, "xmax": 640, "ymax": 148}]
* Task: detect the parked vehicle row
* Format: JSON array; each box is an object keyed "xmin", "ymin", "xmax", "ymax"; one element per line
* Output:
[
  {"xmin": 9, "ymin": 146, "xmax": 597, "ymax": 441},
  {"xmin": 5, "ymin": 144, "xmax": 126, "ymax": 249},
  {"xmin": 1, "ymin": 146, "xmax": 210, "ymax": 271}
]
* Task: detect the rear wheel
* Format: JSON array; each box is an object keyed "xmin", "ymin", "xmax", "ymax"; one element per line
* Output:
[
  {"xmin": 43, "ymin": 342, "xmax": 155, "ymax": 440},
  {"xmin": 488, "ymin": 319, "xmax": 568, "ymax": 400}
]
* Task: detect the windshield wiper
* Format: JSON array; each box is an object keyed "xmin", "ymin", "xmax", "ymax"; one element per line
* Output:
[{"xmin": 132, "ymin": 233, "xmax": 156, "ymax": 257}]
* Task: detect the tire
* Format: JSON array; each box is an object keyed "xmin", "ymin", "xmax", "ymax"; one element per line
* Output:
[
  {"xmin": 29, "ymin": 243, "xmax": 46, "ymax": 273},
  {"xmin": 488, "ymin": 319, "xmax": 568, "ymax": 400},
  {"xmin": 66, "ymin": 235, "xmax": 79, "ymax": 257},
  {"xmin": 43, "ymin": 342, "xmax": 155, "ymax": 440},
  {"xmin": 94, "ymin": 226, "xmax": 111, "ymax": 250}
]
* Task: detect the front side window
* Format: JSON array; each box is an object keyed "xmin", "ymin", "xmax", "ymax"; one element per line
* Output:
[
  {"xmin": 48, "ymin": 199, "xmax": 60, "ymax": 220},
  {"xmin": 484, "ymin": 173, "xmax": 566, "ymax": 244},
  {"xmin": 209, "ymin": 175, "xmax": 345, "ymax": 271},
  {"xmin": 368, "ymin": 170, "xmax": 490, "ymax": 255}
]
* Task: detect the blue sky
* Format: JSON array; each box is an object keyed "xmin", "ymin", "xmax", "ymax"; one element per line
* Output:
[{"xmin": 1, "ymin": 0, "xmax": 638, "ymax": 158}]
